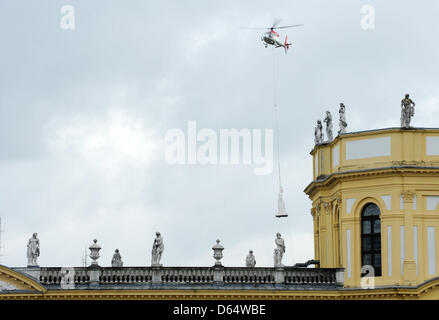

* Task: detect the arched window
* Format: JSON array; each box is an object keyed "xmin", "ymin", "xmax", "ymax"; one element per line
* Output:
[{"xmin": 361, "ymin": 203, "xmax": 382, "ymax": 276}]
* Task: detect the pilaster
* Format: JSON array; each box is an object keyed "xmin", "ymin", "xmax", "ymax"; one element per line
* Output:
[{"xmin": 401, "ymin": 190, "xmax": 417, "ymax": 285}]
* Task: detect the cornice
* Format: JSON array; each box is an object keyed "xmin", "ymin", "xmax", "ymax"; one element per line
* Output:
[
  {"xmin": 304, "ymin": 166, "xmax": 439, "ymax": 197},
  {"xmin": 0, "ymin": 283, "xmax": 438, "ymax": 300},
  {"xmin": 310, "ymin": 127, "xmax": 439, "ymax": 155}
]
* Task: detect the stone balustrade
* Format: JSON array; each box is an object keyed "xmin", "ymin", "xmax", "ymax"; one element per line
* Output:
[
  {"xmin": 100, "ymin": 267, "xmax": 153, "ymax": 284},
  {"xmin": 159, "ymin": 267, "xmax": 214, "ymax": 284},
  {"xmin": 284, "ymin": 267, "xmax": 337, "ymax": 284},
  {"xmin": 224, "ymin": 267, "xmax": 275, "ymax": 284},
  {"xmin": 13, "ymin": 266, "xmax": 344, "ymax": 290}
]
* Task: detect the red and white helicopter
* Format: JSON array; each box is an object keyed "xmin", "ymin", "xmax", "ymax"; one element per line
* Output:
[{"xmin": 241, "ymin": 20, "xmax": 303, "ymax": 54}]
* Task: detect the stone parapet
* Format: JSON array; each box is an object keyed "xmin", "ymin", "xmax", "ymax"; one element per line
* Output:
[{"xmin": 13, "ymin": 266, "xmax": 343, "ymax": 290}]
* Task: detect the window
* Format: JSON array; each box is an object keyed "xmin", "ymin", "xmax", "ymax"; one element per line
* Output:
[{"xmin": 361, "ymin": 203, "xmax": 382, "ymax": 276}]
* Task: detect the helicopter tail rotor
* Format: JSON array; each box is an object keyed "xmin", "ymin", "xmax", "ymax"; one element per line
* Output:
[{"xmin": 284, "ymin": 35, "xmax": 292, "ymax": 54}]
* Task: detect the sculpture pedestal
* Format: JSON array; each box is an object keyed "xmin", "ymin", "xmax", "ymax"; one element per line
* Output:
[
  {"xmin": 274, "ymin": 267, "xmax": 285, "ymax": 284},
  {"xmin": 87, "ymin": 265, "xmax": 102, "ymax": 288},
  {"xmin": 213, "ymin": 266, "xmax": 225, "ymax": 283},
  {"xmin": 151, "ymin": 267, "xmax": 162, "ymax": 283},
  {"xmin": 21, "ymin": 266, "xmax": 41, "ymax": 280},
  {"xmin": 335, "ymin": 268, "xmax": 345, "ymax": 286}
]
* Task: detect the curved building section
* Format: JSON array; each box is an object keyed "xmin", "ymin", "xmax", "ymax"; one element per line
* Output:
[{"xmin": 305, "ymin": 127, "xmax": 439, "ymax": 288}]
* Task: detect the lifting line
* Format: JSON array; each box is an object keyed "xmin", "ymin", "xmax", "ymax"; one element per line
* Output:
[
  {"xmin": 271, "ymin": 47, "xmax": 287, "ymax": 218},
  {"xmin": 272, "ymin": 48, "xmax": 282, "ymax": 190}
]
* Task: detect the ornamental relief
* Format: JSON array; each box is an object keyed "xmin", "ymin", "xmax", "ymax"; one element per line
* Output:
[
  {"xmin": 315, "ymin": 200, "xmax": 322, "ymax": 215},
  {"xmin": 335, "ymin": 193, "xmax": 342, "ymax": 206},
  {"xmin": 401, "ymin": 190, "xmax": 415, "ymax": 202},
  {"xmin": 322, "ymin": 202, "xmax": 331, "ymax": 211}
]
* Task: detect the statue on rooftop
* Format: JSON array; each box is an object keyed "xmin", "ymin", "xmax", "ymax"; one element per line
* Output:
[
  {"xmin": 27, "ymin": 233, "xmax": 40, "ymax": 267},
  {"xmin": 274, "ymin": 233, "xmax": 286, "ymax": 267},
  {"xmin": 246, "ymin": 250, "xmax": 256, "ymax": 267},
  {"xmin": 324, "ymin": 111, "xmax": 333, "ymax": 141},
  {"xmin": 401, "ymin": 94, "xmax": 415, "ymax": 128},
  {"xmin": 338, "ymin": 103, "xmax": 347, "ymax": 134},
  {"xmin": 111, "ymin": 249, "xmax": 123, "ymax": 267},
  {"xmin": 314, "ymin": 120, "xmax": 323, "ymax": 144},
  {"xmin": 151, "ymin": 232, "xmax": 164, "ymax": 266}
]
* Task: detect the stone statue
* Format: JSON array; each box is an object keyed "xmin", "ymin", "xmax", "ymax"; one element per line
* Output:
[
  {"xmin": 246, "ymin": 250, "xmax": 256, "ymax": 267},
  {"xmin": 151, "ymin": 232, "xmax": 164, "ymax": 266},
  {"xmin": 324, "ymin": 111, "xmax": 333, "ymax": 141},
  {"xmin": 338, "ymin": 103, "xmax": 347, "ymax": 134},
  {"xmin": 273, "ymin": 249, "xmax": 280, "ymax": 266},
  {"xmin": 27, "ymin": 233, "xmax": 40, "ymax": 267},
  {"xmin": 111, "ymin": 249, "xmax": 123, "ymax": 267},
  {"xmin": 276, "ymin": 187, "xmax": 287, "ymax": 217},
  {"xmin": 314, "ymin": 120, "xmax": 323, "ymax": 144},
  {"xmin": 401, "ymin": 94, "xmax": 415, "ymax": 128},
  {"xmin": 274, "ymin": 233, "xmax": 286, "ymax": 267}
]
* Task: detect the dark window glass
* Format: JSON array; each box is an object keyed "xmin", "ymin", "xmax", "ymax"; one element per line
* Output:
[
  {"xmin": 362, "ymin": 221, "xmax": 371, "ymax": 234},
  {"xmin": 362, "ymin": 254, "xmax": 372, "ymax": 266},
  {"xmin": 363, "ymin": 204, "xmax": 380, "ymax": 217},
  {"xmin": 361, "ymin": 203, "xmax": 382, "ymax": 277},
  {"xmin": 362, "ymin": 237, "xmax": 372, "ymax": 251},
  {"xmin": 374, "ymin": 254, "xmax": 382, "ymax": 268},
  {"xmin": 373, "ymin": 237, "xmax": 381, "ymax": 251},
  {"xmin": 373, "ymin": 220, "xmax": 381, "ymax": 233}
]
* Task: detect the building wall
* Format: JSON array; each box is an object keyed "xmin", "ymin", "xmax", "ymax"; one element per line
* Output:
[{"xmin": 305, "ymin": 128, "xmax": 439, "ymax": 288}]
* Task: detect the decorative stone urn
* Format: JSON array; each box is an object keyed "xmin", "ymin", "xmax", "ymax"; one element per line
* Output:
[
  {"xmin": 89, "ymin": 239, "xmax": 101, "ymax": 266},
  {"xmin": 212, "ymin": 239, "xmax": 224, "ymax": 266}
]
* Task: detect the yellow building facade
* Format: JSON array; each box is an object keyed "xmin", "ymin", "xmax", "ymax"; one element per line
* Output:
[
  {"xmin": 3, "ymin": 127, "xmax": 439, "ymax": 300},
  {"xmin": 305, "ymin": 127, "xmax": 439, "ymax": 288}
]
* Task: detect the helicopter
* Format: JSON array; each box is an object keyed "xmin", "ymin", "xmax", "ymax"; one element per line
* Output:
[{"xmin": 241, "ymin": 20, "xmax": 303, "ymax": 54}]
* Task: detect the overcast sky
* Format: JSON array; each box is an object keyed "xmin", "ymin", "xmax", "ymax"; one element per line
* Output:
[{"xmin": 0, "ymin": 0, "xmax": 439, "ymax": 268}]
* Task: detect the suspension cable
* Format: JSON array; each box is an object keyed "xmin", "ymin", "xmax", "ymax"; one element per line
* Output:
[{"xmin": 272, "ymin": 47, "xmax": 282, "ymax": 190}]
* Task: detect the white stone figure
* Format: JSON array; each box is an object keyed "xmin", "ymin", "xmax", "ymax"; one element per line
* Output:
[
  {"xmin": 151, "ymin": 232, "xmax": 164, "ymax": 266},
  {"xmin": 338, "ymin": 103, "xmax": 347, "ymax": 134},
  {"xmin": 111, "ymin": 249, "xmax": 123, "ymax": 267},
  {"xmin": 324, "ymin": 111, "xmax": 333, "ymax": 141},
  {"xmin": 27, "ymin": 233, "xmax": 40, "ymax": 267},
  {"xmin": 274, "ymin": 233, "xmax": 286, "ymax": 267},
  {"xmin": 246, "ymin": 250, "xmax": 256, "ymax": 267},
  {"xmin": 276, "ymin": 187, "xmax": 288, "ymax": 217},
  {"xmin": 273, "ymin": 249, "xmax": 280, "ymax": 266},
  {"xmin": 314, "ymin": 120, "xmax": 323, "ymax": 144},
  {"xmin": 401, "ymin": 94, "xmax": 415, "ymax": 128}
]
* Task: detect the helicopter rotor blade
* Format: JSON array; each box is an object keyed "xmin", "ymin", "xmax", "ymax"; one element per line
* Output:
[
  {"xmin": 240, "ymin": 23, "xmax": 304, "ymax": 30},
  {"xmin": 273, "ymin": 24, "xmax": 304, "ymax": 29},
  {"xmin": 240, "ymin": 27, "xmax": 272, "ymax": 30},
  {"xmin": 272, "ymin": 18, "xmax": 282, "ymax": 28}
]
